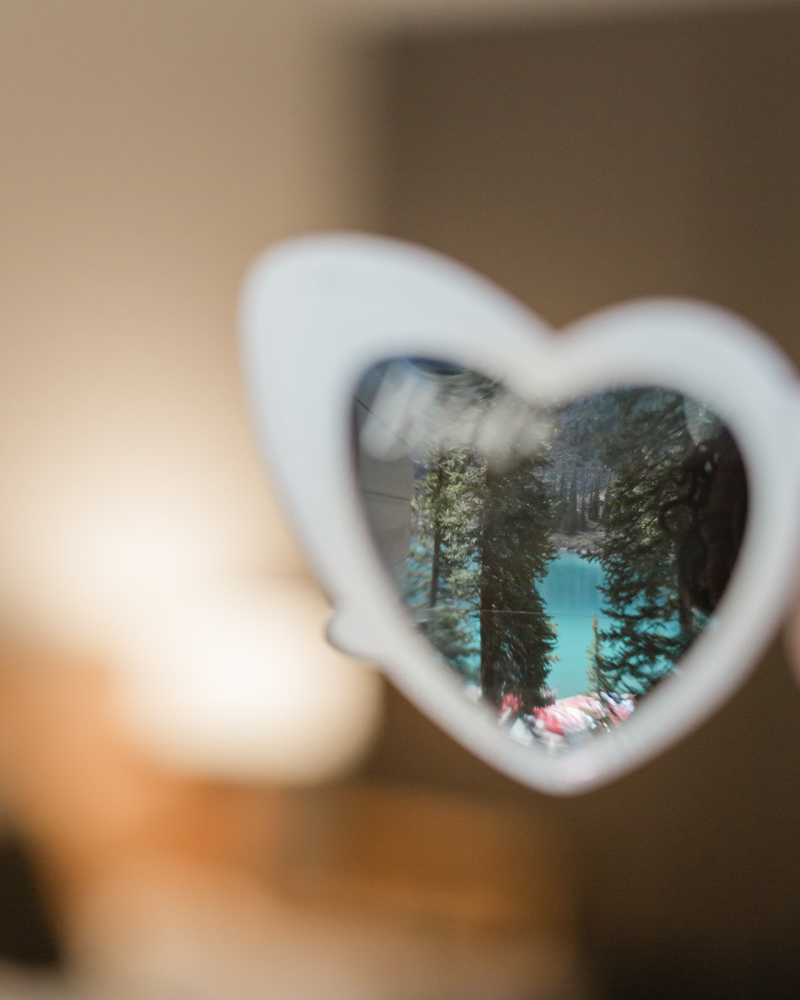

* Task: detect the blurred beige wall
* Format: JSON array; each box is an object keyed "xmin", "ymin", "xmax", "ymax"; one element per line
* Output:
[
  {"xmin": 315, "ymin": 0, "xmax": 792, "ymax": 30},
  {"xmin": 0, "ymin": 0, "xmax": 379, "ymax": 642},
  {"xmin": 0, "ymin": 0, "xmax": 792, "ymax": 650}
]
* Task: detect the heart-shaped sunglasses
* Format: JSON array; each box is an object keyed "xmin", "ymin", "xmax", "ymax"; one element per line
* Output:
[{"xmin": 240, "ymin": 233, "xmax": 800, "ymax": 795}]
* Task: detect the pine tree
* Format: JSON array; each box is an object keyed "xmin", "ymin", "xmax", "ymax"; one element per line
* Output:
[
  {"xmin": 407, "ymin": 436, "xmax": 557, "ymax": 704},
  {"xmin": 564, "ymin": 471, "xmax": 579, "ymax": 535},
  {"xmin": 596, "ymin": 389, "xmax": 709, "ymax": 694},
  {"xmin": 587, "ymin": 480, "xmax": 601, "ymax": 524},
  {"xmin": 478, "ymin": 454, "xmax": 558, "ymax": 709},
  {"xmin": 406, "ymin": 447, "xmax": 484, "ymax": 680},
  {"xmin": 586, "ymin": 613, "xmax": 613, "ymax": 696}
]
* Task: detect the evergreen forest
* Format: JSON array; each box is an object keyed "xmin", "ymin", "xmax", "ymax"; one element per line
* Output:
[{"xmin": 361, "ymin": 361, "xmax": 747, "ymax": 745}]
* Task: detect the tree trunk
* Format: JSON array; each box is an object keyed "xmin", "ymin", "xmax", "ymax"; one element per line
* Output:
[
  {"xmin": 428, "ymin": 461, "xmax": 445, "ymax": 608},
  {"xmin": 479, "ymin": 469, "xmax": 501, "ymax": 706}
]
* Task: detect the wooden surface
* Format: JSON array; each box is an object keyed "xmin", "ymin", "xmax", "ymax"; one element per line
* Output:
[{"xmin": 0, "ymin": 645, "xmax": 585, "ymax": 999}]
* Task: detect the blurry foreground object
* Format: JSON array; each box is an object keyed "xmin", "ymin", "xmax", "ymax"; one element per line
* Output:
[
  {"xmin": 108, "ymin": 577, "xmax": 382, "ymax": 784},
  {"xmin": 0, "ymin": 643, "xmax": 587, "ymax": 1000},
  {"xmin": 241, "ymin": 233, "xmax": 799, "ymax": 794}
]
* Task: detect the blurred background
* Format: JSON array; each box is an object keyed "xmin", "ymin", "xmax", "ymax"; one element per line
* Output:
[{"xmin": 0, "ymin": 0, "xmax": 798, "ymax": 997}]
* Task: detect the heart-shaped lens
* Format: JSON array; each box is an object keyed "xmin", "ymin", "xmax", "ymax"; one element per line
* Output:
[{"xmin": 354, "ymin": 359, "xmax": 747, "ymax": 751}]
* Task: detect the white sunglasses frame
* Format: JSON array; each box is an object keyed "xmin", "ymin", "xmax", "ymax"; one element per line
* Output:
[{"xmin": 241, "ymin": 232, "xmax": 800, "ymax": 795}]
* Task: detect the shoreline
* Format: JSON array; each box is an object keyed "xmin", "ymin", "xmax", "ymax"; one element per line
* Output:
[{"xmin": 551, "ymin": 530, "xmax": 604, "ymax": 558}]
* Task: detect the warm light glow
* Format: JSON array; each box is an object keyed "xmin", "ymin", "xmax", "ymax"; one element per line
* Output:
[{"xmin": 109, "ymin": 578, "xmax": 382, "ymax": 783}]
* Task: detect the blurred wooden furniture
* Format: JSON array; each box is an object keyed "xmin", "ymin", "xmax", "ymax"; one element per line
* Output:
[{"xmin": 0, "ymin": 642, "xmax": 584, "ymax": 999}]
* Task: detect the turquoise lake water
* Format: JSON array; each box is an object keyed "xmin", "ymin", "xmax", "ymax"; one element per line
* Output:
[
  {"xmin": 408, "ymin": 545, "xmax": 620, "ymax": 696},
  {"xmin": 540, "ymin": 551, "xmax": 609, "ymax": 698},
  {"xmin": 407, "ymin": 545, "xmax": 681, "ymax": 697}
]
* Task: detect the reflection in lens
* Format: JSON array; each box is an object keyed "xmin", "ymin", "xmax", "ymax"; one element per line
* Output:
[{"xmin": 354, "ymin": 360, "xmax": 747, "ymax": 752}]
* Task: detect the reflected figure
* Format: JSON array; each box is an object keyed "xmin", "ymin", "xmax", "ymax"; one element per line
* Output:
[
  {"xmin": 661, "ymin": 429, "xmax": 748, "ymax": 615},
  {"xmin": 355, "ymin": 360, "xmax": 748, "ymax": 752}
]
